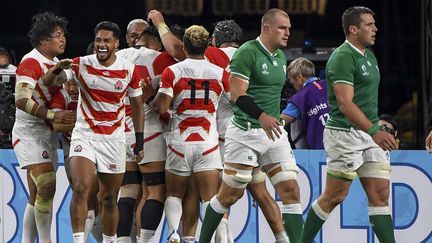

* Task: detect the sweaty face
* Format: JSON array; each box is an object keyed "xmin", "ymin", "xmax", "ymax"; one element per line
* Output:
[
  {"xmin": 43, "ymin": 26, "xmax": 67, "ymax": 56},
  {"xmin": 355, "ymin": 13, "xmax": 378, "ymax": 48},
  {"xmin": 126, "ymin": 23, "xmax": 147, "ymax": 47},
  {"xmin": 64, "ymin": 80, "xmax": 79, "ymax": 101},
  {"xmin": 94, "ymin": 30, "xmax": 119, "ymax": 63},
  {"xmin": 267, "ymin": 14, "xmax": 291, "ymax": 49}
]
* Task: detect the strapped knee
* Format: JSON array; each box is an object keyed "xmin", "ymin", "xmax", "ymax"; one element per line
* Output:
[
  {"xmin": 266, "ymin": 163, "xmax": 298, "ymax": 186},
  {"xmin": 222, "ymin": 165, "xmax": 252, "ymax": 189},
  {"xmin": 357, "ymin": 162, "xmax": 391, "ymax": 180},
  {"xmin": 31, "ymin": 171, "xmax": 56, "ymax": 210}
]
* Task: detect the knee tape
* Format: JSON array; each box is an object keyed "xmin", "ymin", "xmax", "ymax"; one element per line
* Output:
[
  {"xmin": 222, "ymin": 165, "xmax": 252, "ymax": 189},
  {"xmin": 357, "ymin": 162, "xmax": 391, "ymax": 179},
  {"xmin": 327, "ymin": 169, "xmax": 357, "ymax": 181},
  {"xmin": 119, "ymin": 184, "xmax": 140, "ymax": 199},
  {"xmin": 267, "ymin": 163, "xmax": 298, "ymax": 186},
  {"xmin": 122, "ymin": 170, "xmax": 142, "ymax": 185},
  {"xmin": 249, "ymin": 168, "xmax": 266, "ymax": 184},
  {"xmin": 31, "ymin": 172, "xmax": 56, "ymax": 210}
]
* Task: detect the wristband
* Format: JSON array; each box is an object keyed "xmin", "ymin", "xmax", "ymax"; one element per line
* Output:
[
  {"xmin": 46, "ymin": 109, "xmax": 55, "ymax": 120},
  {"xmin": 134, "ymin": 132, "xmax": 144, "ymax": 155},
  {"xmin": 367, "ymin": 123, "xmax": 380, "ymax": 137},
  {"xmin": 236, "ymin": 95, "xmax": 264, "ymax": 120},
  {"xmin": 157, "ymin": 22, "xmax": 170, "ymax": 37},
  {"xmin": 52, "ymin": 67, "xmax": 62, "ymax": 75}
]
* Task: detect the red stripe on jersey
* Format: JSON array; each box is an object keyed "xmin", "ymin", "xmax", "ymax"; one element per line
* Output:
[
  {"xmin": 205, "ymin": 46, "xmax": 230, "ymax": 69},
  {"xmin": 125, "ymin": 104, "xmax": 132, "ymax": 116},
  {"xmin": 160, "ymin": 68, "xmax": 175, "ymax": 89},
  {"xmin": 185, "ymin": 133, "xmax": 205, "ymax": 142},
  {"xmin": 178, "ymin": 117, "xmax": 211, "ymax": 133},
  {"xmin": 80, "ymin": 91, "xmax": 124, "ymax": 121},
  {"xmin": 173, "ymin": 78, "xmax": 223, "ymax": 96},
  {"xmin": 16, "ymin": 58, "xmax": 43, "ymax": 80},
  {"xmin": 80, "ymin": 102, "xmax": 123, "ymax": 135},
  {"xmin": 86, "ymin": 65, "xmax": 128, "ymax": 79},
  {"xmin": 202, "ymin": 145, "xmax": 219, "ymax": 156},
  {"xmin": 144, "ymin": 132, "xmax": 162, "ymax": 143},
  {"xmin": 168, "ymin": 145, "xmax": 185, "ymax": 158},
  {"xmin": 312, "ymin": 81, "xmax": 323, "ymax": 90},
  {"xmin": 79, "ymin": 75, "xmax": 127, "ymax": 104},
  {"xmin": 12, "ymin": 139, "xmax": 21, "ymax": 148},
  {"xmin": 43, "ymin": 63, "xmax": 55, "ymax": 70},
  {"xmin": 177, "ymin": 98, "xmax": 216, "ymax": 114},
  {"xmin": 153, "ymin": 52, "xmax": 177, "ymax": 76},
  {"xmin": 34, "ymin": 83, "xmax": 49, "ymax": 107},
  {"xmin": 221, "ymin": 70, "xmax": 230, "ymax": 92},
  {"xmin": 135, "ymin": 65, "xmax": 151, "ymax": 82},
  {"xmin": 49, "ymin": 92, "xmax": 66, "ymax": 110}
]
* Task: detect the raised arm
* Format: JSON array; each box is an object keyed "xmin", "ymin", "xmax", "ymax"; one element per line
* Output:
[
  {"xmin": 42, "ymin": 59, "xmax": 76, "ymax": 87},
  {"xmin": 147, "ymin": 10, "xmax": 186, "ymax": 61}
]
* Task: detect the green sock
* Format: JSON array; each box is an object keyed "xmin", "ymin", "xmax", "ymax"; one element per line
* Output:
[
  {"xmin": 300, "ymin": 208, "xmax": 325, "ymax": 243},
  {"xmin": 282, "ymin": 213, "xmax": 304, "ymax": 243},
  {"xmin": 369, "ymin": 215, "xmax": 396, "ymax": 243},
  {"xmin": 198, "ymin": 205, "xmax": 224, "ymax": 243}
]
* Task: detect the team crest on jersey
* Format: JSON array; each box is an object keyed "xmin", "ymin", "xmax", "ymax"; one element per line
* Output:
[
  {"xmin": 114, "ymin": 81, "xmax": 123, "ymax": 90},
  {"xmin": 41, "ymin": 150, "xmax": 49, "ymax": 159},
  {"xmin": 74, "ymin": 145, "xmax": 82, "ymax": 152},
  {"xmin": 262, "ymin": 63, "xmax": 269, "ymax": 75},
  {"xmin": 361, "ymin": 64, "xmax": 370, "ymax": 76}
]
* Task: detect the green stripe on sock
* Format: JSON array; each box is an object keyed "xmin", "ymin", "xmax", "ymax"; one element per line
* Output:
[
  {"xmin": 283, "ymin": 213, "xmax": 304, "ymax": 243},
  {"xmin": 198, "ymin": 205, "xmax": 224, "ymax": 243}
]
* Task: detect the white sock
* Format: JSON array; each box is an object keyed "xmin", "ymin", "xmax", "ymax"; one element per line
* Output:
[
  {"xmin": 201, "ymin": 201, "xmax": 210, "ymax": 220},
  {"xmin": 215, "ymin": 217, "xmax": 228, "ymax": 243},
  {"xmin": 165, "ymin": 196, "xmax": 183, "ymax": 232},
  {"xmin": 117, "ymin": 236, "xmax": 131, "ymax": 243},
  {"xmin": 182, "ymin": 236, "xmax": 196, "ymax": 243},
  {"xmin": 275, "ymin": 231, "xmax": 289, "ymax": 243},
  {"xmin": 22, "ymin": 204, "xmax": 37, "ymax": 243},
  {"xmin": 73, "ymin": 232, "xmax": 85, "ymax": 243},
  {"xmin": 84, "ymin": 209, "xmax": 95, "ymax": 241},
  {"xmin": 281, "ymin": 203, "xmax": 303, "ymax": 214},
  {"xmin": 226, "ymin": 220, "xmax": 234, "ymax": 243},
  {"xmin": 311, "ymin": 200, "xmax": 330, "ymax": 220},
  {"xmin": 102, "ymin": 233, "xmax": 117, "ymax": 243},
  {"xmin": 34, "ymin": 202, "xmax": 53, "ymax": 242},
  {"xmin": 209, "ymin": 196, "xmax": 228, "ymax": 214},
  {"xmin": 92, "ymin": 215, "xmax": 103, "ymax": 243},
  {"xmin": 138, "ymin": 229, "xmax": 155, "ymax": 242}
]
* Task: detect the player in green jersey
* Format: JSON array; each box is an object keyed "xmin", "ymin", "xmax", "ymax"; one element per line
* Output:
[
  {"xmin": 200, "ymin": 8, "xmax": 303, "ymax": 243},
  {"xmin": 300, "ymin": 6, "xmax": 397, "ymax": 243}
]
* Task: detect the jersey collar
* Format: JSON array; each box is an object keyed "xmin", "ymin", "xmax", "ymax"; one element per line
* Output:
[
  {"xmin": 256, "ymin": 37, "xmax": 278, "ymax": 57},
  {"xmin": 303, "ymin": 77, "xmax": 319, "ymax": 87},
  {"xmin": 345, "ymin": 40, "xmax": 366, "ymax": 56}
]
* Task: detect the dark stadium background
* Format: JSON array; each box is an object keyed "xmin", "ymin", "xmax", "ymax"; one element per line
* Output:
[{"xmin": 0, "ymin": 0, "xmax": 428, "ymax": 148}]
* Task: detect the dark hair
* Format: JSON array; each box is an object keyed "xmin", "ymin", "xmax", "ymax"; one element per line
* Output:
[
  {"xmin": 183, "ymin": 25, "xmax": 209, "ymax": 55},
  {"xmin": 342, "ymin": 6, "xmax": 375, "ymax": 36},
  {"xmin": 27, "ymin": 12, "xmax": 68, "ymax": 48},
  {"xmin": 379, "ymin": 114, "xmax": 399, "ymax": 132},
  {"xmin": 142, "ymin": 25, "xmax": 160, "ymax": 40},
  {"xmin": 94, "ymin": 21, "xmax": 121, "ymax": 39},
  {"xmin": 213, "ymin": 20, "xmax": 242, "ymax": 47},
  {"xmin": 170, "ymin": 24, "xmax": 185, "ymax": 41}
]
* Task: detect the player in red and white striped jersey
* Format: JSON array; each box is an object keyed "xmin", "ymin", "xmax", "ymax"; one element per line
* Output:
[
  {"xmin": 43, "ymin": 21, "xmax": 144, "ymax": 243},
  {"xmin": 147, "ymin": 25, "xmax": 229, "ymax": 243},
  {"xmin": 13, "ymin": 12, "xmax": 76, "ymax": 243},
  {"xmin": 116, "ymin": 31, "xmax": 177, "ymax": 242}
]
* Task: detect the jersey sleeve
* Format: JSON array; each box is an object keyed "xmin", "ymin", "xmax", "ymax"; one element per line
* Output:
[
  {"xmin": 49, "ymin": 92, "xmax": 67, "ymax": 111},
  {"xmin": 205, "ymin": 46, "xmax": 230, "ymax": 69},
  {"xmin": 326, "ymin": 51, "xmax": 356, "ymax": 86},
  {"xmin": 153, "ymin": 53, "xmax": 177, "ymax": 76},
  {"xmin": 158, "ymin": 67, "xmax": 175, "ymax": 97},
  {"xmin": 281, "ymin": 102, "xmax": 300, "ymax": 119},
  {"xmin": 229, "ymin": 46, "xmax": 254, "ymax": 81},
  {"xmin": 15, "ymin": 58, "xmax": 43, "ymax": 87},
  {"xmin": 70, "ymin": 57, "xmax": 81, "ymax": 76},
  {"xmin": 221, "ymin": 70, "xmax": 230, "ymax": 92},
  {"xmin": 128, "ymin": 65, "xmax": 144, "ymax": 97}
]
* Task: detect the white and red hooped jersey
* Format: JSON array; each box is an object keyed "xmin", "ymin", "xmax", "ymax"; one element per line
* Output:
[
  {"xmin": 13, "ymin": 49, "xmax": 62, "ymax": 138},
  {"xmin": 49, "ymin": 89, "xmax": 78, "ymax": 143},
  {"xmin": 116, "ymin": 47, "xmax": 177, "ymax": 133},
  {"xmin": 206, "ymin": 46, "xmax": 238, "ymax": 139},
  {"xmin": 70, "ymin": 54, "xmax": 142, "ymax": 141},
  {"xmin": 158, "ymin": 58, "xmax": 229, "ymax": 145}
]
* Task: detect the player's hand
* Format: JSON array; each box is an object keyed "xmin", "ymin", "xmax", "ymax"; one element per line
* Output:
[
  {"xmin": 147, "ymin": 10, "xmax": 165, "ymax": 26},
  {"xmin": 373, "ymin": 130, "xmax": 396, "ymax": 151},
  {"xmin": 141, "ymin": 77, "xmax": 157, "ymax": 103},
  {"xmin": 425, "ymin": 130, "xmax": 432, "ymax": 152},
  {"xmin": 135, "ymin": 150, "xmax": 144, "ymax": 163},
  {"xmin": 56, "ymin": 59, "xmax": 77, "ymax": 70},
  {"xmin": 53, "ymin": 110, "xmax": 76, "ymax": 124},
  {"xmin": 258, "ymin": 113, "xmax": 282, "ymax": 141}
]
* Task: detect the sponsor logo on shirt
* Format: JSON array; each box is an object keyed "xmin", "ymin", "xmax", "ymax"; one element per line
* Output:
[
  {"xmin": 307, "ymin": 102, "xmax": 328, "ymax": 117},
  {"xmin": 109, "ymin": 164, "xmax": 117, "ymax": 170},
  {"xmin": 102, "ymin": 71, "xmax": 110, "ymax": 76}
]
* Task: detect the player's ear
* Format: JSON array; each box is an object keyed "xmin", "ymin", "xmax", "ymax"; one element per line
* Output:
[{"xmin": 115, "ymin": 39, "xmax": 119, "ymax": 49}]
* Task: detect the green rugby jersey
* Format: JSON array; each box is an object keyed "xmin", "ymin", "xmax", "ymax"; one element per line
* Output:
[
  {"xmin": 325, "ymin": 41, "xmax": 380, "ymax": 131},
  {"xmin": 229, "ymin": 38, "xmax": 287, "ymax": 130}
]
